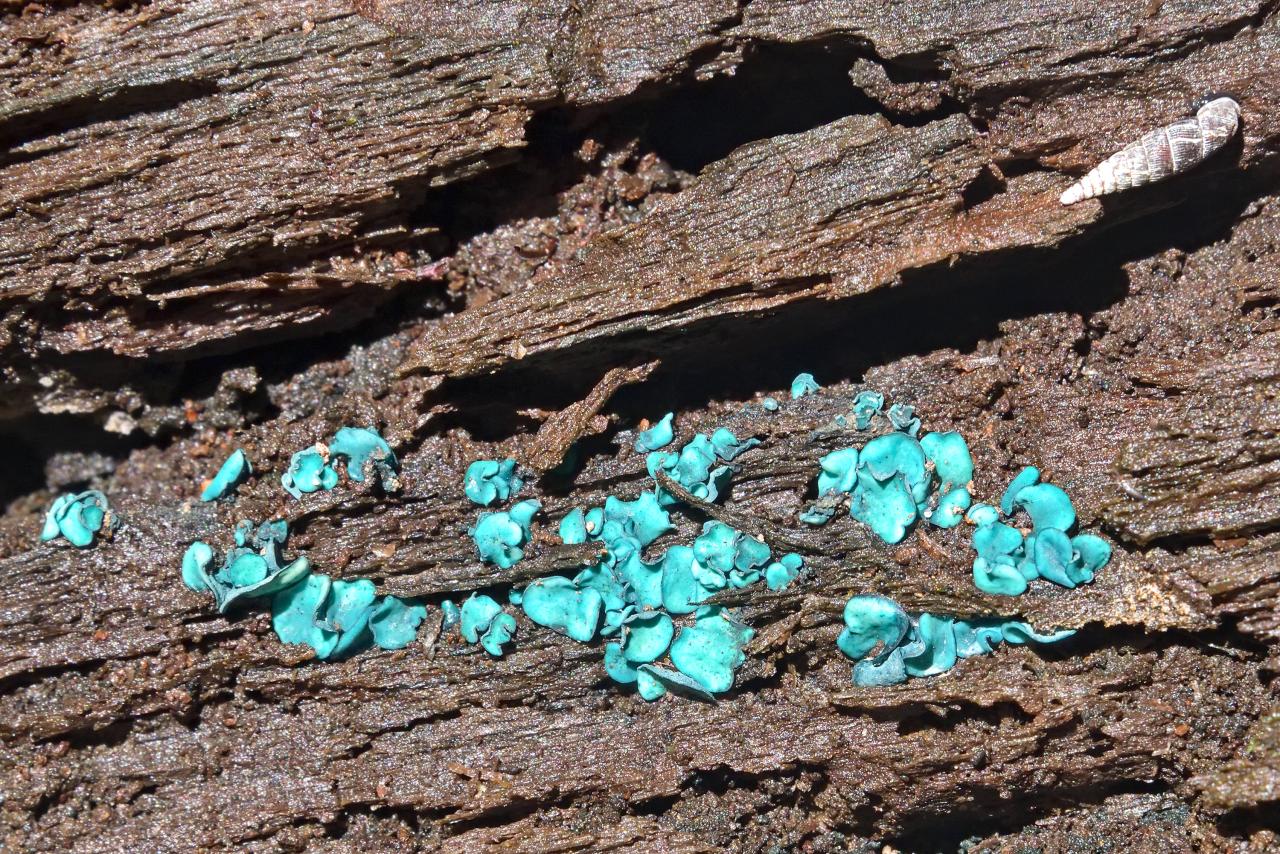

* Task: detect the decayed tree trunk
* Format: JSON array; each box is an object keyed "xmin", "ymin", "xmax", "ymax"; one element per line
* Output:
[{"xmin": 3, "ymin": 0, "xmax": 1280, "ymax": 851}]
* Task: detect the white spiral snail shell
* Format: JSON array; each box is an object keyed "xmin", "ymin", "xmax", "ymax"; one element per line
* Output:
[{"xmin": 1060, "ymin": 97, "xmax": 1240, "ymax": 205}]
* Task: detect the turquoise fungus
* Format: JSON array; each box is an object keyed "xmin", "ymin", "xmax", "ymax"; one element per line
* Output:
[
  {"xmin": 272, "ymin": 574, "xmax": 426, "ymax": 660},
  {"xmin": 836, "ymin": 594, "xmax": 913, "ymax": 686},
  {"xmin": 816, "ymin": 448, "xmax": 859, "ymax": 495},
  {"xmin": 558, "ymin": 506, "xmax": 604, "ymax": 544},
  {"xmin": 181, "ymin": 518, "xmax": 312, "ymax": 613},
  {"xmin": 603, "ymin": 611, "xmax": 676, "ymax": 690},
  {"xmin": 836, "ymin": 594, "xmax": 1073, "ymax": 686},
  {"xmin": 41, "ymin": 489, "xmax": 113, "ymax": 548},
  {"xmin": 603, "ymin": 492, "xmax": 674, "ymax": 547},
  {"xmin": 792, "ymin": 390, "xmax": 1114, "ymax": 600},
  {"xmin": 441, "ymin": 599, "xmax": 461, "ymax": 630},
  {"xmin": 558, "ymin": 508, "xmax": 590, "ymax": 544},
  {"xmin": 367, "ymin": 596, "xmax": 430, "ymax": 650},
  {"xmin": 471, "ymin": 499, "xmax": 541, "ymax": 568},
  {"xmin": 799, "ymin": 409, "xmax": 960, "ymax": 543},
  {"xmin": 330, "ymin": 426, "xmax": 399, "ymax": 490},
  {"xmin": 459, "ymin": 594, "xmax": 516, "ymax": 656},
  {"xmin": 657, "ymin": 521, "xmax": 769, "ymax": 614},
  {"xmin": 850, "ymin": 433, "xmax": 931, "ymax": 544},
  {"xmin": 647, "ymin": 435, "xmax": 724, "ymax": 506},
  {"xmin": 965, "ymin": 503, "xmax": 1000, "ymax": 526},
  {"xmin": 607, "ymin": 605, "xmax": 754, "ymax": 701},
  {"xmin": 573, "ymin": 562, "xmax": 634, "ymax": 633},
  {"xmin": 667, "ymin": 605, "xmax": 755, "ymax": 694},
  {"xmin": 281, "ymin": 445, "xmax": 338, "ymax": 499},
  {"xmin": 919, "ymin": 431, "xmax": 974, "ymax": 489},
  {"xmin": 464, "ymin": 458, "xmax": 523, "ymax": 506},
  {"xmin": 886, "ymin": 403, "xmax": 921, "ymax": 437},
  {"xmin": 521, "ymin": 576, "xmax": 604, "ymax": 643},
  {"xmin": 657, "ymin": 545, "xmax": 708, "ymax": 615},
  {"xmin": 709, "ymin": 427, "xmax": 760, "ymax": 461},
  {"xmin": 852, "ymin": 390, "xmax": 884, "ymax": 430},
  {"xmin": 201, "ymin": 449, "xmax": 249, "ymax": 501},
  {"xmin": 969, "ymin": 467, "xmax": 1112, "ymax": 596},
  {"xmin": 691, "ymin": 521, "xmax": 771, "ymax": 589},
  {"xmin": 634, "ymin": 413, "xmax": 675, "ymax": 452},
  {"xmin": 929, "ymin": 487, "xmax": 971, "ymax": 529},
  {"xmin": 169, "ymin": 371, "xmax": 1124, "ymax": 704},
  {"xmin": 1000, "ymin": 466, "xmax": 1041, "ymax": 514},
  {"xmin": 790, "ymin": 373, "xmax": 820, "ymax": 399},
  {"xmin": 182, "ymin": 517, "xmax": 426, "ymax": 657},
  {"xmin": 647, "ymin": 429, "xmax": 756, "ymax": 506},
  {"xmin": 764, "ymin": 553, "xmax": 804, "ymax": 590},
  {"xmin": 282, "ymin": 427, "xmax": 398, "ymax": 499},
  {"xmin": 539, "ymin": 490, "xmax": 677, "ymax": 636}
]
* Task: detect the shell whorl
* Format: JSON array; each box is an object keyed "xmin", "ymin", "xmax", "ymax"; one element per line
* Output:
[{"xmin": 1059, "ymin": 96, "xmax": 1240, "ymax": 205}]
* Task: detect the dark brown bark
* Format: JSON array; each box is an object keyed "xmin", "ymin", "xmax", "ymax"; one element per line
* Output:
[{"xmin": 3, "ymin": 0, "xmax": 1280, "ymax": 851}]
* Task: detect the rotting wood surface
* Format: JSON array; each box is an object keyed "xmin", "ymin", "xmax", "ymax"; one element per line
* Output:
[{"xmin": 2, "ymin": 1, "xmax": 1280, "ymax": 851}]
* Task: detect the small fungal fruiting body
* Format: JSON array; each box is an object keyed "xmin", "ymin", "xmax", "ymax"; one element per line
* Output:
[
  {"xmin": 330, "ymin": 426, "xmax": 400, "ymax": 490},
  {"xmin": 201, "ymin": 449, "xmax": 250, "ymax": 501},
  {"xmin": 790, "ymin": 373, "xmax": 820, "ymax": 399},
  {"xmin": 470, "ymin": 499, "xmax": 540, "ymax": 568},
  {"xmin": 281, "ymin": 445, "xmax": 338, "ymax": 499},
  {"xmin": 634, "ymin": 413, "xmax": 675, "ymax": 452},
  {"xmin": 464, "ymin": 458, "xmax": 523, "ymax": 506},
  {"xmin": 41, "ymin": 490, "xmax": 113, "ymax": 547},
  {"xmin": 459, "ymin": 594, "xmax": 516, "ymax": 656},
  {"xmin": 1060, "ymin": 97, "xmax": 1240, "ymax": 205},
  {"xmin": 852, "ymin": 390, "xmax": 884, "ymax": 430}
]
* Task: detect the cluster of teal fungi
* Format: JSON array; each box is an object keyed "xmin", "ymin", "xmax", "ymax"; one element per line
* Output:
[
  {"xmin": 181, "ymin": 426, "xmax": 424, "ymax": 659},
  {"xmin": 606, "ymin": 605, "xmax": 754, "ymax": 700},
  {"xmin": 464, "ymin": 457, "xmax": 541, "ymax": 568},
  {"xmin": 182, "ymin": 518, "xmax": 425, "ymax": 658},
  {"xmin": 836, "ymin": 594, "xmax": 1074, "ymax": 686},
  {"xmin": 182, "ymin": 519, "xmax": 310, "ymax": 613},
  {"xmin": 282, "ymin": 426, "xmax": 399, "ymax": 499},
  {"xmin": 464, "ymin": 458, "xmax": 524, "ymax": 506},
  {"xmin": 271, "ymin": 573, "xmax": 425, "ymax": 660},
  {"xmin": 646, "ymin": 428, "xmax": 759, "ymax": 506},
  {"xmin": 497, "ymin": 499, "xmax": 795, "ymax": 700},
  {"xmin": 969, "ymin": 466, "xmax": 1112, "ymax": 596},
  {"xmin": 201, "ymin": 449, "xmax": 250, "ymax": 501},
  {"xmin": 799, "ymin": 389, "xmax": 1110, "ymax": 597},
  {"xmin": 801, "ymin": 425, "xmax": 973, "ymax": 545},
  {"xmin": 41, "ymin": 490, "xmax": 113, "ymax": 548},
  {"xmin": 163, "ymin": 373, "xmax": 1115, "ymax": 702},
  {"xmin": 436, "ymin": 416, "xmax": 790, "ymax": 700}
]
